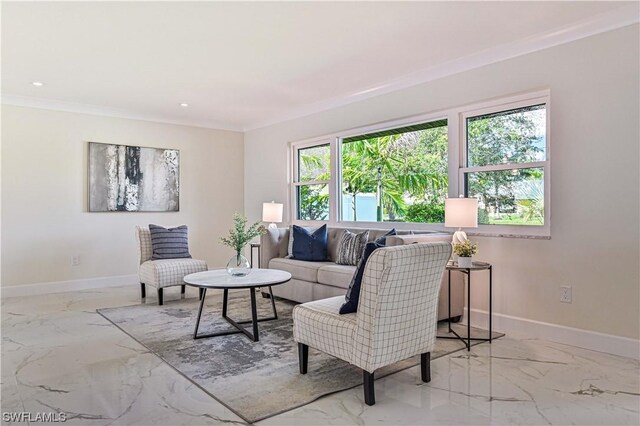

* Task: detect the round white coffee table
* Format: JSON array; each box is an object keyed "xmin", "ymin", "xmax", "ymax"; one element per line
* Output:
[{"xmin": 183, "ymin": 269, "xmax": 291, "ymax": 342}]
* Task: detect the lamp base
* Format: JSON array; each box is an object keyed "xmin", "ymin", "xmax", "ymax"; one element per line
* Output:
[
  {"xmin": 452, "ymin": 229, "xmax": 468, "ymax": 245},
  {"xmin": 267, "ymin": 223, "xmax": 278, "ymax": 230}
]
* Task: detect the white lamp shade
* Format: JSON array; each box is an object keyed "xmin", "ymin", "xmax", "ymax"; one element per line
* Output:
[
  {"xmin": 262, "ymin": 202, "xmax": 283, "ymax": 223},
  {"xmin": 444, "ymin": 198, "xmax": 478, "ymax": 228}
]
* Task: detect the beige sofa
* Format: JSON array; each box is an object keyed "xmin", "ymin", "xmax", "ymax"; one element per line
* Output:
[{"xmin": 260, "ymin": 227, "xmax": 464, "ymax": 321}]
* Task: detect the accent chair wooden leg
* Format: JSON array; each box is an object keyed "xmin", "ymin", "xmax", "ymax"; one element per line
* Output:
[
  {"xmin": 140, "ymin": 283, "xmax": 146, "ymax": 299},
  {"xmin": 157, "ymin": 288, "xmax": 164, "ymax": 306},
  {"xmin": 298, "ymin": 343, "xmax": 308, "ymax": 374},
  {"xmin": 363, "ymin": 370, "xmax": 375, "ymax": 406},
  {"xmin": 199, "ymin": 288, "xmax": 204, "ymax": 301},
  {"xmin": 421, "ymin": 352, "xmax": 431, "ymax": 383}
]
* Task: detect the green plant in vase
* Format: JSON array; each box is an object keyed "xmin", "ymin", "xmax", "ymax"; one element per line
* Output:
[
  {"xmin": 220, "ymin": 213, "xmax": 266, "ymax": 276},
  {"xmin": 452, "ymin": 239, "xmax": 478, "ymax": 268}
]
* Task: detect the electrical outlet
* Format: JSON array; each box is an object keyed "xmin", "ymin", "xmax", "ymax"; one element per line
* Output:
[
  {"xmin": 71, "ymin": 255, "xmax": 81, "ymax": 267},
  {"xmin": 560, "ymin": 285, "xmax": 572, "ymax": 303}
]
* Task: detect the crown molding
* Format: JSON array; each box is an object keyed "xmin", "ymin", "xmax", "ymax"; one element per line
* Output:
[
  {"xmin": 244, "ymin": 4, "xmax": 639, "ymax": 132},
  {"xmin": 2, "ymin": 4, "xmax": 637, "ymax": 133},
  {"xmin": 1, "ymin": 94, "xmax": 244, "ymax": 132}
]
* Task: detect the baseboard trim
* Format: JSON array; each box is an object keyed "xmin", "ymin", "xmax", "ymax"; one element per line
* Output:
[
  {"xmin": 1, "ymin": 274, "xmax": 139, "ymax": 298},
  {"xmin": 1, "ymin": 274, "xmax": 261, "ymax": 299},
  {"xmin": 462, "ymin": 308, "xmax": 640, "ymax": 360}
]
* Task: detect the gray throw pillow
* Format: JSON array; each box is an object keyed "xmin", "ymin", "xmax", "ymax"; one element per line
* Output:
[
  {"xmin": 336, "ymin": 230, "xmax": 369, "ymax": 266},
  {"xmin": 149, "ymin": 224, "xmax": 192, "ymax": 260}
]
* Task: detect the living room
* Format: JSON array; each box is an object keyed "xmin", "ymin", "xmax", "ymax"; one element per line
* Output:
[{"xmin": 2, "ymin": 1, "xmax": 639, "ymax": 425}]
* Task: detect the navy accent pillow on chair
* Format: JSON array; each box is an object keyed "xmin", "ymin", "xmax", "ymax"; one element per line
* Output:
[
  {"xmin": 291, "ymin": 224, "xmax": 328, "ymax": 261},
  {"xmin": 149, "ymin": 224, "xmax": 192, "ymax": 260},
  {"xmin": 339, "ymin": 241, "xmax": 383, "ymax": 314}
]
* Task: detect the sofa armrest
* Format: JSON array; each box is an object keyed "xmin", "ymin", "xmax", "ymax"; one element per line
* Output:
[{"xmin": 260, "ymin": 227, "xmax": 289, "ymax": 268}]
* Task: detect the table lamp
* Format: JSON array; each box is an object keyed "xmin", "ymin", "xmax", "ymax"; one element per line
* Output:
[
  {"xmin": 262, "ymin": 201, "xmax": 283, "ymax": 230},
  {"xmin": 444, "ymin": 197, "xmax": 478, "ymax": 244}
]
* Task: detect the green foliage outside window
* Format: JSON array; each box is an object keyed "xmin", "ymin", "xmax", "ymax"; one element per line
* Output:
[
  {"xmin": 466, "ymin": 105, "xmax": 546, "ymax": 226},
  {"xmin": 296, "ymin": 104, "xmax": 546, "ymax": 226},
  {"xmin": 340, "ymin": 124, "xmax": 448, "ymax": 222},
  {"xmin": 404, "ymin": 203, "xmax": 445, "ymax": 223},
  {"xmin": 297, "ymin": 184, "xmax": 329, "ymax": 221}
]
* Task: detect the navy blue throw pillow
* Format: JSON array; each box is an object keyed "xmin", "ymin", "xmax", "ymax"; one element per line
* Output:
[
  {"xmin": 291, "ymin": 224, "xmax": 328, "ymax": 261},
  {"xmin": 339, "ymin": 241, "xmax": 383, "ymax": 314},
  {"xmin": 375, "ymin": 228, "xmax": 397, "ymax": 245},
  {"xmin": 149, "ymin": 224, "xmax": 192, "ymax": 260}
]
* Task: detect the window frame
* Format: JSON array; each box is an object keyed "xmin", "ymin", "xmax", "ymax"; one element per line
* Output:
[
  {"xmin": 337, "ymin": 114, "xmax": 450, "ymax": 227},
  {"xmin": 290, "ymin": 138, "xmax": 335, "ymax": 224},
  {"xmin": 459, "ymin": 90, "xmax": 550, "ymax": 237},
  {"xmin": 289, "ymin": 89, "xmax": 551, "ymax": 238}
]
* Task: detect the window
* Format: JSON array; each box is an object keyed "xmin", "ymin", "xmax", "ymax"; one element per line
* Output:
[
  {"xmin": 290, "ymin": 90, "xmax": 550, "ymax": 237},
  {"xmin": 462, "ymin": 100, "xmax": 548, "ymax": 229},
  {"xmin": 294, "ymin": 143, "xmax": 331, "ymax": 220},
  {"xmin": 340, "ymin": 120, "xmax": 448, "ymax": 223}
]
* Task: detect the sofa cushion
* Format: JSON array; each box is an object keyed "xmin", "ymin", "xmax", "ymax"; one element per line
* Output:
[
  {"xmin": 335, "ymin": 230, "xmax": 369, "ymax": 266},
  {"xmin": 340, "ymin": 241, "xmax": 384, "ymax": 314},
  {"xmin": 317, "ymin": 264, "xmax": 357, "ymax": 290},
  {"xmin": 269, "ymin": 258, "xmax": 333, "ymax": 282},
  {"xmin": 149, "ymin": 224, "xmax": 192, "ymax": 260},
  {"xmin": 139, "ymin": 258, "xmax": 207, "ymax": 289},
  {"xmin": 292, "ymin": 224, "xmax": 328, "ymax": 261},
  {"xmin": 293, "ymin": 296, "xmax": 356, "ymax": 363}
]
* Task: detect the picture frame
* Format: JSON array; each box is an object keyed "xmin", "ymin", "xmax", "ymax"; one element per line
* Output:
[{"xmin": 88, "ymin": 142, "xmax": 180, "ymax": 212}]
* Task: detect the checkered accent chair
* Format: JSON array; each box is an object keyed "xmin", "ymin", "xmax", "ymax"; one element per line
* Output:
[
  {"xmin": 136, "ymin": 226, "xmax": 208, "ymax": 305},
  {"xmin": 293, "ymin": 242, "xmax": 451, "ymax": 405}
]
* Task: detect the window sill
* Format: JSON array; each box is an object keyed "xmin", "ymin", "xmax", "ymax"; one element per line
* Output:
[
  {"xmin": 291, "ymin": 220, "xmax": 551, "ymax": 239},
  {"xmin": 468, "ymin": 231, "xmax": 550, "ymax": 240}
]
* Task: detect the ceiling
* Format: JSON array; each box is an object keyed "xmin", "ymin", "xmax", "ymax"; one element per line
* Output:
[{"xmin": 2, "ymin": 1, "xmax": 638, "ymax": 131}]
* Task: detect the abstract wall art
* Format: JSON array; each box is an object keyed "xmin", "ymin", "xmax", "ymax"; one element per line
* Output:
[{"xmin": 88, "ymin": 142, "xmax": 180, "ymax": 212}]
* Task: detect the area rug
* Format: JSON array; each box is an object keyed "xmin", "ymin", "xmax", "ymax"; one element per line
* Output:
[{"xmin": 98, "ymin": 292, "xmax": 502, "ymax": 423}]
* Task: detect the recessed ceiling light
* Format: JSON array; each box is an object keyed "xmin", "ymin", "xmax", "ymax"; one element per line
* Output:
[
  {"xmin": 179, "ymin": 103, "xmax": 189, "ymax": 107},
  {"xmin": 31, "ymin": 81, "xmax": 44, "ymax": 87}
]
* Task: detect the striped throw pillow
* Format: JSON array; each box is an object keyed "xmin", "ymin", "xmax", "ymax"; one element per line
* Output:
[
  {"xmin": 149, "ymin": 224, "xmax": 192, "ymax": 260},
  {"xmin": 336, "ymin": 230, "xmax": 369, "ymax": 266}
]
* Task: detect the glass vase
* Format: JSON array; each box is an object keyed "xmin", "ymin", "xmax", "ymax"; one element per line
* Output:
[{"xmin": 226, "ymin": 251, "xmax": 251, "ymax": 277}]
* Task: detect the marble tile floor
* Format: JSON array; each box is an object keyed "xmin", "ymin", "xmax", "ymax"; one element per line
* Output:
[{"xmin": 1, "ymin": 285, "xmax": 638, "ymax": 426}]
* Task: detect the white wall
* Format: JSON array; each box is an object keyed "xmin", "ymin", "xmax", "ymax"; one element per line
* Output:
[
  {"xmin": 245, "ymin": 25, "xmax": 640, "ymax": 340},
  {"xmin": 2, "ymin": 106, "xmax": 245, "ymax": 288}
]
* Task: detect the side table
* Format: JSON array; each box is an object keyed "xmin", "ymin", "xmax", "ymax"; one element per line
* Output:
[
  {"xmin": 250, "ymin": 242, "xmax": 275, "ymax": 301},
  {"xmin": 250, "ymin": 242, "xmax": 261, "ymax": 268},
  {"xmin": 438, "ymin": 261, "xmax": 493, "ymax": 351}
]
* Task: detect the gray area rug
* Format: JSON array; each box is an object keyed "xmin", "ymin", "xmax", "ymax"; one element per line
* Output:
[{"xmin": 98, "ymin": 292, "xmax": 502, "ymax": 423}]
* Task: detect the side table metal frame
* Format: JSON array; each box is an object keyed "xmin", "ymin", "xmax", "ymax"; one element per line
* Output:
[
  {"xmin": 438, "ymin": 262, "xmax": 493, "ymax": 351},
  {"xmin": 251, "ymin": 242, "xmax": 278, "ymax": 301},
  {"xmin": 250, "ymin": 242, "xmax": 261, "ymax": 268}
]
